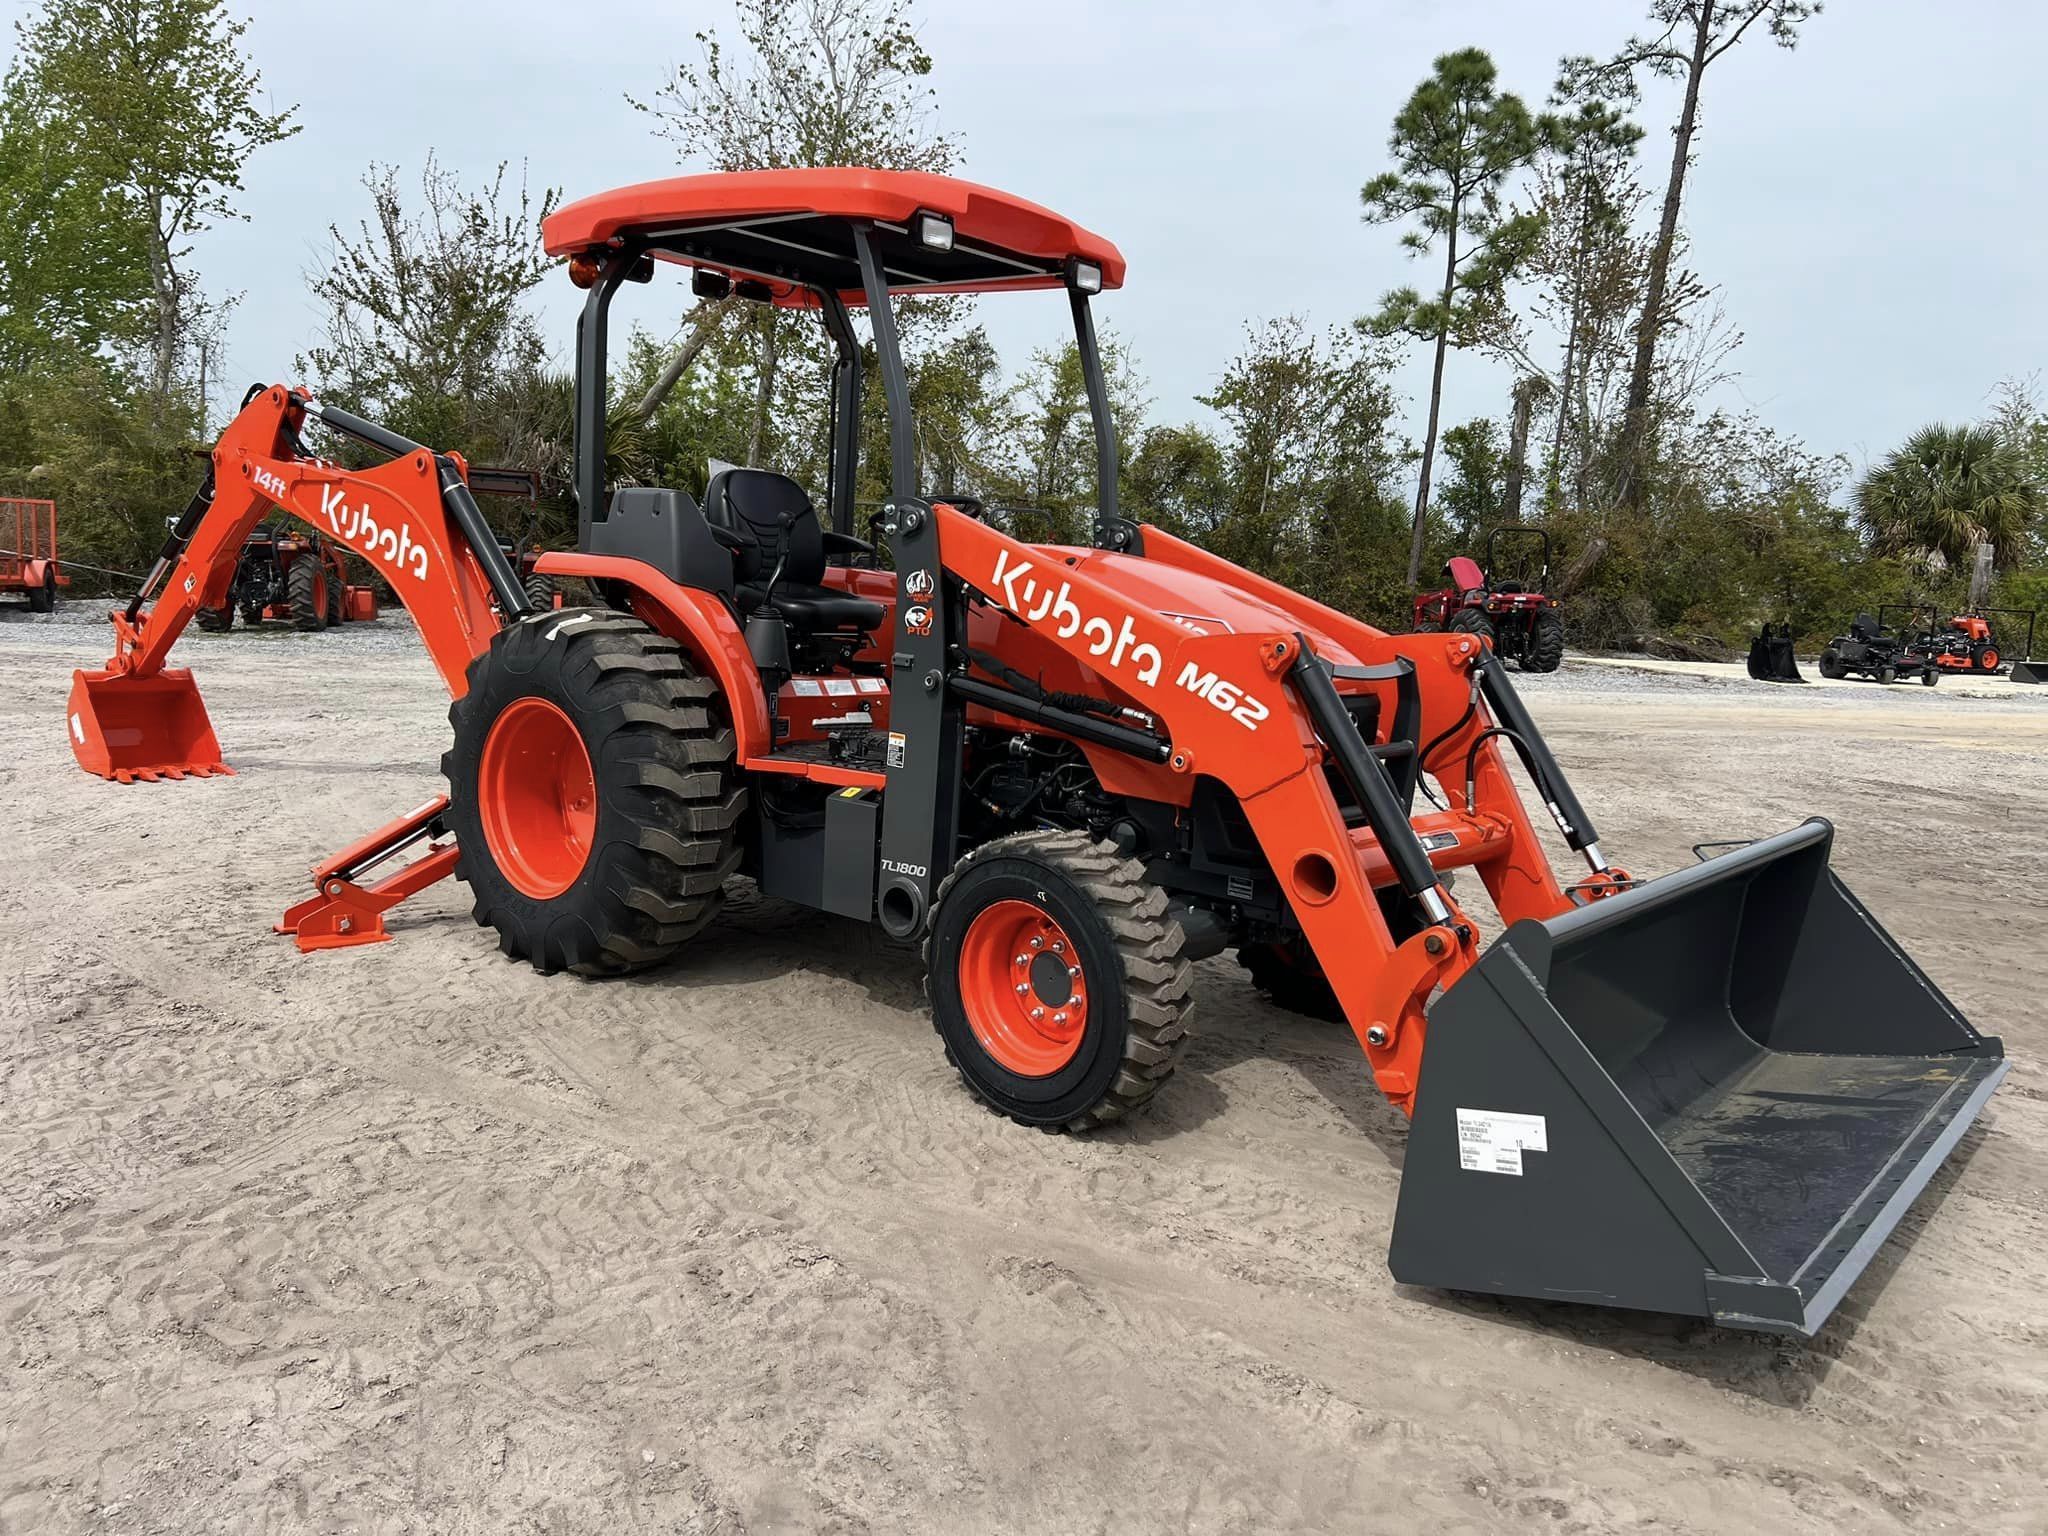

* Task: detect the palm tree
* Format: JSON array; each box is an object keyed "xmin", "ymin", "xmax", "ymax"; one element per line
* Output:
[{"xmin": 1854, "ymin": 424, "xmax": 2039, "ymax": 574}]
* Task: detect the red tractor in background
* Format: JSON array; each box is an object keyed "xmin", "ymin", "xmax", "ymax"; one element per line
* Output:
[
  {"xmin": 1413, "ymin": 526, "xmax": 1563, "ymax": 673},
  {"xmin": 1, "ymin": 497, "xmax": 68, "ymax": 612},
  {"xmin": 195, "ymin": 522, "xmax": 373, "ymax": 632}
]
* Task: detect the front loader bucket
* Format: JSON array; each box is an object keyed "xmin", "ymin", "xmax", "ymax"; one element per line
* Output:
[
  {"xmin": 67, "ymin": 668, "xmax": 231, "ymax": 782},
  {"xmin": 2011, "ymin": 659, "xmax": 2046, "ymax": 685},
  {"xmin": 1389, "ymin": 819, "xmax": 2005, "ymax": 1336}
]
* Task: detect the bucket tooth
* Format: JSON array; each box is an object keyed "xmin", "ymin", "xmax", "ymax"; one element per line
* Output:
[
  {"xmin": 68, "ymin": 668, "xmax": 230, "ymax": 783},
  {"xmin": 1388, "ymin": 818, "xmax": 2005, "ymax": 1336}
]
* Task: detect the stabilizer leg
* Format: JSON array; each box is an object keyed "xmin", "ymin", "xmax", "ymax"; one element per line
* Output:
[{"xmin": 276, "ymin": 796, "xmax": 460, "ymax": 951}]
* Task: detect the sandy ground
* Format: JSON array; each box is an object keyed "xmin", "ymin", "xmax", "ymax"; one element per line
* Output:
[{"xmin": 2, "ymin": 606, "xmax": 2044, "ymax": 1535}]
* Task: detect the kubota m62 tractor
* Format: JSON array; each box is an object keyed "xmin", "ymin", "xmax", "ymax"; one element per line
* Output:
[
  {"xmin": 67, "ymin": 169, "xmax": 2008, "ymax": 1338},
  {"xmin": 1412, "ymin": 526, "xmax": 1564, "ymax": 672}
]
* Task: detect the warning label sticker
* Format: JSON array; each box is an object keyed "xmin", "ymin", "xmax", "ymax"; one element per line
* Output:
[
  {"xmin": 1455, "ymin": 1108, "xmax": 1548, "ymax": 1176},
  {"xmin": 886, "ymin": 731, "xmax": 907, "ymax": 769}
]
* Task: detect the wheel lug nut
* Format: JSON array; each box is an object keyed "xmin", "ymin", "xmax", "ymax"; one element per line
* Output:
[
  {"xmin": 1068, "ymin": 965, "xmax": 1080, "ymax": 978},
  {"xmin": 1016, "ymin": 982, "xmax": 1030, "ymax": 995},
  {"xmin": 1015, "ymin": 954, "xmax": 1028, "ymax": 965},
  {"xmin": 1052, "ymin": 940, "xmax": 1065, "ymax": 954},
  {"xmin": 1030, "ymin": 936, "xmax": 1043, "ymax": 950},
  {"xmin": 1054, "ymin": 1012, "xmax": 1067, "ymax": 1025},
  {"xmin": 1031, "ymin": 1007, "xmax": 1044, "ymax": 1020}
]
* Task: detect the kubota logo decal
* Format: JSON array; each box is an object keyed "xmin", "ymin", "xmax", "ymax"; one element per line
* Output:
[
  {"xmin": 989, "ymin": 549, "xmax": 1164, "ymax": 687},
  {"xmin": 987, "ymin": 549, "xmax": 1271, "ymax": 731},
  {"xmin": 319, "ymin": 484, "xmax": 429, "ymax": 583}
]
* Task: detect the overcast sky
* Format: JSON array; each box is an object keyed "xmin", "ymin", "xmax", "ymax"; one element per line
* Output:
[{"xmin": 12, "ymin": 0, "xmax": 2044, "ymax": 485}]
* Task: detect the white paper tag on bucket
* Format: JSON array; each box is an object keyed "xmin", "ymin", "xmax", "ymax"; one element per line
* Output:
[{"xmin": 1456, "ymin": 1108, "xmax": 1548, "ymax": 1176}]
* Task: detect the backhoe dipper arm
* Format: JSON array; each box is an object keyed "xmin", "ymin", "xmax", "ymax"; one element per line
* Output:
[{"xmin": 101, "ymin": 385, "xmax": 518, "ymax": 696}]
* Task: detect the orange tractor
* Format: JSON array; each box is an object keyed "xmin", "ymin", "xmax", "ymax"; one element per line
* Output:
[{"xmin": 65, "ymin": 169, "xmax": 2007, "ymax": 1337}]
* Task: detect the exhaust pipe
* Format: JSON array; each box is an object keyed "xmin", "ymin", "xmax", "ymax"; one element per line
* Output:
[{"xmin": 1388, "ymin": 819, "xmax": 2005, "ymax": 1335}]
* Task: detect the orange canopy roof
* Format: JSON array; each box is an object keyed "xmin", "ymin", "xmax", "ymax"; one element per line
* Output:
[{"xmin": 542, "ymin": 167, "xmax": 1125, "ymax": 304}]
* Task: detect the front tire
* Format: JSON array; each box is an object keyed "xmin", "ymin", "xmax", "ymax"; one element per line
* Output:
[
  {"xmin": 925, "ymin": 830, "xmax": 1192, "ymax": 1131},
  {"xmin": 1524, "ymin": 608, "xmax": 1565, "ymax": 672},
  {"xmin": 442, "ymin": 610, "xmax": 746, "ymax": 976},
  {"xmin": 195, "ymin": 604, "xmax": 234, "ymax": 632},
  {"xmin": 325, "ymin": 563, "xmax": 346, "ymax": 625}
]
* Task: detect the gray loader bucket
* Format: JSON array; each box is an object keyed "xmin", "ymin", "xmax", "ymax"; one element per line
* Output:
[
  {"xmin": 1389, "ymin": 819, "xmax": 2006, "ymax": 1336},
  {"xmin": 2011, "ymin": 659, "xmax": 2046, "ymax": 685}
]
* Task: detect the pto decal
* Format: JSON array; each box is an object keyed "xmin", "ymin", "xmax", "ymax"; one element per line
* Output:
[{"xmin": 903, "ymin": 603, "xmax": 935, "ymax": 637}]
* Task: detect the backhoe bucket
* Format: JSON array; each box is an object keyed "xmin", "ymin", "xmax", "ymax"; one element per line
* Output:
[
  {"xmin": 1389, "ymin": 819, "xmax": 2005, "ymax": 1336},
  {"xmin": 67, "ymin": 668, "xmax": 230, "ymax": 782}
]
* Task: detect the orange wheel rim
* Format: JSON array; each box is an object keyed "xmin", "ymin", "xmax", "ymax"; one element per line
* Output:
[
  {"xmin": 478, "ymin": 697, "xmax": 596, "ymax": 899},
  {"xmin": 958, "ymin": 899, "xmax": 1088, "ymax": 1076},
  {"xmin": 1983, "ymin": 650, "xmax": 1999, "ymax": 669}
]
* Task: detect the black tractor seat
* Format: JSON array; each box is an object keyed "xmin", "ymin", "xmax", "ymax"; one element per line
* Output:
[{"xmin": 702, "ymin": 467, "xmax": 885, "ymax": 634}]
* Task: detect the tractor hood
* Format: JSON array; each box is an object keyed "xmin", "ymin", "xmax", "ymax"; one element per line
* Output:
[{"xmin": 1058, "ymin": 546, "xmax": 1377, "ymax": 668}]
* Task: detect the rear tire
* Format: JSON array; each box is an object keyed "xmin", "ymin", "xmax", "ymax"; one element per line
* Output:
[
  {"xmin": 523, "ymin": 573, "xmax": 557, "ymax": 611},
  {"xmin": 926, "ymin": 830, "xmax": 1192, "ymax": 1131},
  {"xmin": 1819, "ymin": 650, "xmax": 1847, "ymax": 679},
  {"xmin": 195, "ymin": 604, "xmax": 234, "ymax": 632},
  {"xmin": 442, "ymin": 609, "xmax": 746, "ymax": 976},
  {"xmin": 1448, "ymin": 606, "xmax": 1495, "ymax": 652},
  {"xmin": 27, "ymin": 569, "xmax": 56, "ymax": 613},
  {"xmin": 1524, "ymin": 608, "xmax": 1565, "ymax": 672},
  {"xmin": 287, "ymin": 557, "xmax": 325, "ymax": 631},
  {"xmin": 325, "ymin": 563, "xmax": 346, "ymax": 625}
]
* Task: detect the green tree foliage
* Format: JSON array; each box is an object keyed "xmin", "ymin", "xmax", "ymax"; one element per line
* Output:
[
  {"xmin": 1855, "ymin": 424, "xmax": 2040, "ymax": 574},
  {"xmin": 1562, "ymin": 1, "xmax": 1819, "ymax": 510},
  {"xmin": 0, "ymin": 67, "xmax": 152, "ymax": 372},
  {"xmin": 630, "ymin": 0, "xmax": 958, "ymax": 472},
  {"xmin": 0, "ymin": 362, "xmax": 206, "ymax": 575},
  {"xmin": 1436, "ymin": 419, "xmax": 1508, "ymax": 544},
  {"xmin": 1362, "ymin": 48, "xmax": 1555, "ymax": 586},
  {"xmin": 299, "ymin": 157, "xmax": 560, "ymax": 452},
  {"xmin": 1199, "ymin": 317, "xmax": 1415, "ymax": 623},
  {"xmin": 11, "ymin": 0, "xmax": 298, "ymax": 404}
]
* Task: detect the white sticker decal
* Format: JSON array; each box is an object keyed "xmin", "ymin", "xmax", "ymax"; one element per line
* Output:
[
  {"xmin": 70, "ymin": 712, "xmax": 84, "ymax": 744},
  {"xmin": 823, "ymin": 678, "xmax": 857, "ymax": 697},
  {"xmin": 790, "ymin": 678, "xmax": 824, "ymax": 697},
  {"xmin": 886, "ymin": 731, "xmax": 907, "ymax": 769},
  {"xmin": 1456, "ymin": 1108, "xmax": 1548, "ymax": 1176}
]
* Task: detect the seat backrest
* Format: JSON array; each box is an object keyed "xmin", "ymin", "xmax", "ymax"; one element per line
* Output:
[
  {"xmin": 704, "ymin": 468, "xmax": 824, "ymax": 587},
  {"xmin": 1444, "ymin": 555, "xmax": 1488, "ymax": 595},
  {"xmin": 1851, "ymin": 612, "xmax": 1882, "ymax": 641}
]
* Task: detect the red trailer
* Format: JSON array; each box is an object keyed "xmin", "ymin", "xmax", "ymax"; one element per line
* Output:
[{"xmin": 1, "ymin": 498, "xmax": 67, "ymax": 611}]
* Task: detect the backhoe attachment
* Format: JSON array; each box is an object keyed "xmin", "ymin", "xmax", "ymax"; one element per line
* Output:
[{"xmin": 69, "ymin": 386, "xmax": 526, "ymax": 784}]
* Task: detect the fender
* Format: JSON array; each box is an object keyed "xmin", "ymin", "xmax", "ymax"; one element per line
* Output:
[{"xmin": 535, "ymin": 550, "xmax": 772, "ymax": 760}]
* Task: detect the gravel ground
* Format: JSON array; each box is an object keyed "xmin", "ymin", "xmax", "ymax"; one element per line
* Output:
[{"xmin": 2, "ymin": 602, "xmax": 2043, "ymax": 1534}]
